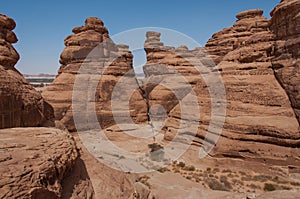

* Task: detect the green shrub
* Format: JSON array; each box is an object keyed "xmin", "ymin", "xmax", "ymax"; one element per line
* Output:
[
  {"xmin": 177, "ymin": 161, "xmax": 186, "ymax": 168},
  {"xmin": 249, "ymin": 183, "xmax": 260, "ymax": 189},
  {"xmin": 183, "ymin": 165, "xmax": 196, "ymax": 171},
  {"xmin": 220, "ymin": 176, "xmax": 232, "ymax": 190},
  {"xmin": 253, "ymin": 175, "xmax": 268, "ymax": 182},
  {"xmin": 148, "ymin": 143, "xmax": 163, "ymax": 152},
  {"xmin": 220, "ymin": 176, "xmax": 227, "ymax": 183},
  {"xmin": 157, "ymin": 167, "xmax": 169, "ymax": 173},
  {"xmin": 264, "ymin": 183, "xmax": 276, "ymax": 192},
  {"xmin": 206, "ymin": 179, "xmax": 228, "ymax": 191},
  {"xmin": 241, "ymin": 176, "xmax": 252, "ymax": 181},
  {"xmin": 148, "ymin": 143, "xmax": 165, "ymax": 162},
  {"xmin": 213, "ymin": 168, "xmax": 220, "ymax": 172}
]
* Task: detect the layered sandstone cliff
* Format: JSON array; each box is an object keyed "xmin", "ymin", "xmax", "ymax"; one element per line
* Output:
[
  {"xmin": 1, "ymin": 1, "xmax": 300, "ymax": 197},
  {"xmin": 205, "ymin": 9, "xmax": 270, "ymax": 64},
  {"xmin": 270, "ymin": 0, "xmax": 300, "ymax": 124},
  {"xmin": 207, "ymin": 9, "xmax": 300, "ymax": 162},
  {"xmin": 142, "ymin": 8, "xmax": 300, "ymax": 166},
  {"xmin": 0, "ymin": 14, "xmax": 53, "ymax": 128},
  {"xmin": 143, "ymin": 31, "xmax": 213, "ymax": 145},
  {"xmin": 42, "ymin": 17, "xmax": 147, "ymax": 132}
]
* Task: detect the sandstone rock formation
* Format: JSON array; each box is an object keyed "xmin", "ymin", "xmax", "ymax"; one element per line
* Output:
[
  {"xmin": 142, "ymin": 8, "xmax": 300, "ymax": 167},
  {"xmin": 206, "ymin": 3, "xmax": 300, "ymax": 125},
  {"xmin": 71, "ymin": 134, "xmax": 138, "ymax": 199},
  {"xmin": 0, "ymin": 127, "xmax": 141, "ymax": 199},
  {"xmin": 270, "ymin": 0, "xmax": 300, "ymax": 124},
  {"xmin": 1, "ymin": 1, "xmax": 300, "ymax": 198},
  {"xmin": 208, "ymin": 8, "xmax": 300, "ymax": 163},
  {"xmin": 143, "ymin": 31, "xmax": 213, "ymax": 145},
  {"xmin": 43, "ymin": 17, "xmax": 148, "ymax": 132},
  {"xmin": 205, "ymin": 9, "xmax": 270, "ymax": 64},
  {"xmin": 0, "ymin": 14, "xmax": 53, "ymax": 128},
  {"xmin": 0, "ymin": 128, "xmax": 83, "ymax": 198}
]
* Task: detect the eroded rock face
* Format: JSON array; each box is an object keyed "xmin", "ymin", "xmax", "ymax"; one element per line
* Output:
[
  {"xmin": 42, "ymin": 17, "xmax": 147, "ymax": 132},
  {"xmin": 0, "ymin": 14, "xmax": 54, "ymax": 128},
  {"xmin": 270, "ymin": 0, "xmax": 300, "ymax": 124},
  {"xmin": 0, "ymin": 14, "xmax": 18, "ymax": 68},
  {"xmin": 205, "ymin": 3, "xmax": 300, "ymax": 128},
  {"xmin": 0, "ymin": 128, "xmax": 82, "ymax": 198},
  {"xmin": 205, "ymin": 9, "xmax": 270, "ymax": 64},
  {"xmin": 204, "ymin": 7, "xmax": 299, "ymax": 164},
  {"xmin": 209, "ymin": 10, "xmax": 300, "ymax": 162},
  {"xmin": 143, "ymin": 31, "xmax": 212, "ymax": 142},
  {"xmin": 142, "ymin": 8, "xmax": 300, "ymax": 166},
  {"xmin": 71, "ymin": 134, "xmax": 137, "ymax": 199}
]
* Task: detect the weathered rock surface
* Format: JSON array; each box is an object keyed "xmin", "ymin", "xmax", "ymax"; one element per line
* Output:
[
  {"xmin": 270, "ymin": 0, "xmax": 300, "ymax": 124},
  {"xmin": 0, "ymin": 14, "xmax": 18, "ymax": 68},
  {"xmin": 255, "ymin": 189, "xmax": 300, "ymax": 199},
  {"xmin": 43, "ymin": 17, "xmax": 147, "ymax": 132},
  {"xmin": 205, "ymin": 9, "xmax": 270, "ymax": 64},
  {"xmin": 0, "ymin": 127, "xmax": 144, "ymax": 199},
  {"xmin": 144, "ymin": 171, "xmax": 300, "ymax": 199},
  {"xmin": 72, "ymin": 134, "xmax": 137, "ymax": 199},
  {"xmin": 142, "ymin": 7, "xmax": 300, "ymax": 167},
  {"xmin": 143, "ymin": 31, "xmax": 211, "ymax": 128},
  {"xmin": 0, "ymin": 128, "xmax": 81, "ymax": 198},
  {"xmin": 206, "ymin": 3, "xmax": 300, "ymax": 126},
  {"xmin": 207, "ymin": 8, "xmax": 300, "ymax": 163},
  {"xmin": 146, "ymin": 172, "xmax": 246, "ymax": 199},
  {"xmin": 0, "ymin": 14, "xmax": 54, "ymax": 129}
]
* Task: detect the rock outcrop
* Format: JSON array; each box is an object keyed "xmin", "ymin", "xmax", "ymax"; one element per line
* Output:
[
  {"xmin": 206, "ymin": 4, "xmax": 300, "ymax": 125},
  {"xmin": 205, "ymin": 9, "xmax": 270, "ymax": 64},
  {"xmin": 1, "ymin": 2, "xmax": 300, "ymax": 198},
  {"xmin": 0, "ymin": 14, "xmax": 18, "ymax": 68},
  {"xmin": 270, "ymin": 0, "xmax": 300, "ymax": 124},
  {"xmin": 42, "ymin": 17, "xmax": 147, "ymax": 132},
  {"xmin": 143, "ymin": 31, "xmax": 213, "ymax": 144},
  {"xmin": 0, "ymin": 14, "xmax": 53, "ymax": 128},
  {"xmin": 0, "ymin": 128, "xmax": 84, "ymax": 198},
  {"xmin": 207, "ymin": 9, "xmax": 300, "ymax": 163},
  {"xmin": 142, "ymin": 8, "xmax": 300, "ymax": 166}
]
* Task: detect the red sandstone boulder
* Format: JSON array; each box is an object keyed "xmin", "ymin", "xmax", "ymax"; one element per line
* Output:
[{"xmin": 0, "ymin": 128, "xmax": 80, "ymax": 198}]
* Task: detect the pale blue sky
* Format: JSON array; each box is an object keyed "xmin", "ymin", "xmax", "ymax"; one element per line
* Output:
[{"xmin": 0, "ymin": 0, "xmax": 280, "ymax": 74}]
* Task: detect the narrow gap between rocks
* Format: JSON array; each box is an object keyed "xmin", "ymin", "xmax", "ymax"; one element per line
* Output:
[{"xmin": 132, "ymin": 48, "xmax": 157, "ymax": 142}]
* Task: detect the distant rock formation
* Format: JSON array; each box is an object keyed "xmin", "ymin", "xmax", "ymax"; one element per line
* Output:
[
  {"xmin": 0, "ymin": 14, "xmax": 53, "ymax": 128},
  {"xmin": 0, "ymin": 14, "xmax": 18, "ymax": 68},
  {"xmin": 143, "ymin": 31, "xmax": 212, "ymax": 142},
  {"xmin": 43, "ymin": 17, "xmax": 148, "ymax": 132},
  {"xmin": 270, "ymin": 0, "xmax": 300, "ymax": 124},
  {"xmin": 205, "ymin": 9, "xmax": 270, "ymax": 64}
]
